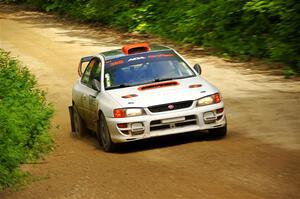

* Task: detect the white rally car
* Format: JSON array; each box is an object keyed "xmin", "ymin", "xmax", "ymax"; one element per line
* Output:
[{"xmin": 69, "ymin": 43, "xmax": 227, "ymax": 152}]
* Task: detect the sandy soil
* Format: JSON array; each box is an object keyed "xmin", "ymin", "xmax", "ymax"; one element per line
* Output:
[{"xmin": 0, "ymin": 4, "xmax": 300, "ymax": 199}]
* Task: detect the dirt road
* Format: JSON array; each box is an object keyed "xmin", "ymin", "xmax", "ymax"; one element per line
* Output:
[{"xmin": 0, "ymin": 4, "xmax": 300, "ymax": 199}]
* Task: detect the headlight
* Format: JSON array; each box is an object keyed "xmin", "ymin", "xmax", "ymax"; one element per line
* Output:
[
  {"xmin": 126, "ymin": 108, "xmax": 145, "ymax": 117},
  {"xmin": 114, "ymin": 108, "xmax": 145, "ymax": 118},
  {"xmin": 197, "ymin": 93, "xmax": 221, "ymax": 106}
]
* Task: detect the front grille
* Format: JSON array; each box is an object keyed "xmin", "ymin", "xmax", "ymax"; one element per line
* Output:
[
  {"xmin": 150, "ymin": 115, "xmax": 197, "ymax": 131},
  {"xmin": 148, "ymin": 100, "xmax": 193, "ymax": 113}
]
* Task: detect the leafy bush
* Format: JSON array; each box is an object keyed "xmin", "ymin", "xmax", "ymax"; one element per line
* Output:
[{"xmin": 0, "ymin": 49, "xmax": 54, "ymax": 190}]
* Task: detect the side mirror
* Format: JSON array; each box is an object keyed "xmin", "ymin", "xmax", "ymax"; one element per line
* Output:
[
  {"xmin": 92, "ymin": 79, "xmax": 101, "ymax": 92},
  {"xmin": 78, "ymin": 56, "xmax": 93, "ymax": 77},
  {"xmin": 193, "ymin": 64, "xmax": 202, "ymax": 75}
]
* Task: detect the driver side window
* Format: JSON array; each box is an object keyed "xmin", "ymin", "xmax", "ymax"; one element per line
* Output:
[{"xmin": 81, "ymin": 58, "xmax": 101, "ymax": 88}]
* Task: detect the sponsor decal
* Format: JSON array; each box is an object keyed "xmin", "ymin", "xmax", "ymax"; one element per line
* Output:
[
  {"xmin": 148, "ymin": 54, "xmax": 174, "ymax": 59},
  {"xmin": 105, "ymin": 73, "xmax": 111, "ymax": 87},
  {"xmin": 128, "ymin": 56, "xmax": 146, "ymax": 62},
  {"xmin": 110, "ymin": 60, "xmax": 124, "ymax": 66}
]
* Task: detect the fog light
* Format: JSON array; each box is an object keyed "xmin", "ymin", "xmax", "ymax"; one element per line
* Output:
[
  {"xmin": 121, "ymin": 130, "xmax": 130, "ymax": 135},
  {"xmin": 203, "ymin": 111, "xmax": 217, "ymax": 124},
  {"xmin": 117, "ymin": 123, "xmax": 128, "ymax": 128},
  {"xmin": 131, "ymin": 123, "xmax": 145, "ymax": 135},
  {"xmin": 216, "ymin": 108, "xmax": 224, "ymax": 113}
]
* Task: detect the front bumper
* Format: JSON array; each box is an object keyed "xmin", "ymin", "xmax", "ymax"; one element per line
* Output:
[{"xmin": 106, "ymin": 102, "xmax": 226, "ymax": 143}]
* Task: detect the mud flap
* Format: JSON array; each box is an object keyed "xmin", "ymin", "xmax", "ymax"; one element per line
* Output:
[
  {"xmin": 68, "ymin": 106, "xmax": 75, "ymax": 132},
  {"xmin": 96, "ymin": 119, "xmax": 103, "ymax": 146}
]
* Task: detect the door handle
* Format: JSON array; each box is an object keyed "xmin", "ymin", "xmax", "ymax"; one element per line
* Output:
[{"xmin": 89, "ymin": 94, "xmax": 96, "ymax": 98}]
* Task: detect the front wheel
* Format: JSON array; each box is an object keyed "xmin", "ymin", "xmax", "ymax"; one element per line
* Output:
[
  {"xmin": 209, "ymin": 124, "xmax": 227, "ymax": 138},
  {"xmin": 98, "ymin": 114, "xmax": 116, "ymax": 152}
]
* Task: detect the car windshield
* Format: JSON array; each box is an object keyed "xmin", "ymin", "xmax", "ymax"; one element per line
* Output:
[{"xmin": 104, "ymin": 51, "xmax": 195, "ymax": 90}]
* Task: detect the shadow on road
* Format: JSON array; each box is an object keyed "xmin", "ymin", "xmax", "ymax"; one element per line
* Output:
[
  {"xmin": 117, "ymin": 132, "xmax": 226, "ymax": 153},
  {"xmin": 81, "ymin": 130, "xmax": 227, "ymax": 153}
]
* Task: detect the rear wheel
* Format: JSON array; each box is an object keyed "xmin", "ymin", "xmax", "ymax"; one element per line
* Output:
[
  {"xmin": 98, "ymin": 114, "xmax": 116, "ymax": 152},
  {"xmin": 209, "ymin": 124, "xmax": 227, "ymax": 138},
  {"xmin": 72, "ymin": 105, "xmax": 87, "ymax": 138}
]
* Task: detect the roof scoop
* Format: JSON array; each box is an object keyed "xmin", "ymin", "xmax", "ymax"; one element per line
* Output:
[{"xmin": 122, "ymin": 43, "xmax": 150, "ymax": 55}]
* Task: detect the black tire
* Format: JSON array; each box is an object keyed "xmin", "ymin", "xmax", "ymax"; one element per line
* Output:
[
  {"xmin": 72, "ymin": 105, "xmax": 87, "ymax": 138},
  {"xmin": 98, "ymin": 114, "xmax": 116, "ymax": 152},
  {"xmin": 209, "ymin": 124, "xmax": 227, "ymax": 138}
]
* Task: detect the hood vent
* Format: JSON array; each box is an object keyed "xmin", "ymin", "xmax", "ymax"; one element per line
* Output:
[
  {"xmin": 189, "ymin": 84, "xmax": 202, "ymax": 88},
  {"xmin": 122, "ymin": 94, "xmax": 138, "ymax": 99},
  {"xmin": 138, "ymin": 81, "xmax": 179, "ymax": 91}
]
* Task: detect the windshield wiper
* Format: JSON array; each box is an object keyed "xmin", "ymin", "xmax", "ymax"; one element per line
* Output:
[
  {"xmin": 106, "ymin": 84, "xmax": 132, "ymax": 90},
  {"xmin": 153, "ymin": 75, "xmax": 195, "ymax": 83},
  {"xmin": 154, "ymin": 77, "xmax": 174, "ymax": 82},
  {"xmin": 106, "ymin": 76, "xmax": 195, "ymax": 90}
]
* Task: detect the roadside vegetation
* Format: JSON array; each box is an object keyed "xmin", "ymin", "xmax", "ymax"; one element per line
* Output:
[
  {"xmin": 5, "ymin": 0, "xmax": 299, "ymax": 76},
  {"xmin": 0, "ymin": 49, "xmax": 54, "ymax": 190}
]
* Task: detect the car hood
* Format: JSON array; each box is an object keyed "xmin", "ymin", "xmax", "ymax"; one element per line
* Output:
[{"xmin": 106, "ymin": 77, "xmax": 219, "ymax": 108}]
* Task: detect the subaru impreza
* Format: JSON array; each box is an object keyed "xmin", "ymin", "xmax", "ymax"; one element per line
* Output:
[{"xmin": 69, "ymin": 43, "xmax": 227, "ymax": 152}]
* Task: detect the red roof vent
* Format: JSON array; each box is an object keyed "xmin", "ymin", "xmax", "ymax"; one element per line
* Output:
[{"xmin": 122, "ymin": 43, "xmax": 150, "ymax": 55}]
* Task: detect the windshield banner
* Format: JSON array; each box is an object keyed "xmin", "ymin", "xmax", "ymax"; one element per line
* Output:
[{"xmin": 105, "ymin": 51, "xmax": 176, "ymax": 68}]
